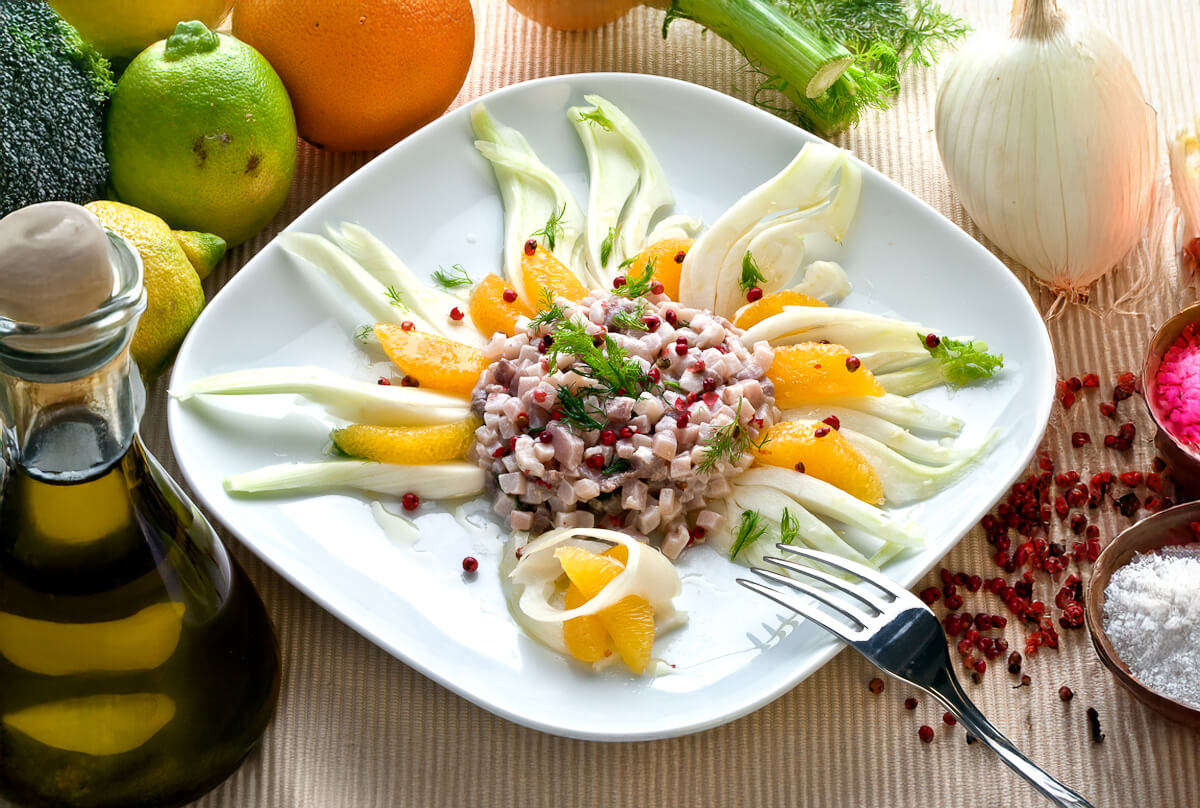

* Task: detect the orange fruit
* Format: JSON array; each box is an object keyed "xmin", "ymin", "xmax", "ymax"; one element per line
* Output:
[
  {"xmin": 330, "ymin": 417, "xmax": 482, "ymax": 464},
  {"xmin": 626, "ymin": 238, "xmax": 693, "ymax": 301},
  {"xmin": 562, "ymin": 583, "xmax": 612, "ymax": 663},
  {"xmin": 555, "ymin": 545, "xmax": 655, "ymax": 674},
  {"xmin": 754, "ymin": 420, "xmax": 885, "ymax": 504},
  {"xmin": 769, "ymin": 342, "xmax": 885, "ymax": 407},
  {"xmin": 373, "ymin": 325, "xmax": 487, "ymax": 397},
  {"xmin": 233, "ymin": 0, "xmax": 475, "ymax": 152},
  {"xmin": 733, "ymin": 290, "xmax": 827, "ymax": 330},
  {"xmin": 469, "ymin": 273, "xmax": 534, "ymax": 338},
  {"xmin": 522, "ymin": 245, "xmax": 590, "ymax": 308},
  {"xmin": 598, "ymin": 595, "xmax": 655, "ymax": 674}
]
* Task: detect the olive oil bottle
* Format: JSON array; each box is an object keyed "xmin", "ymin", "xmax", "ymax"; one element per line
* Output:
[{"xmin": 0, "ymin": 203, "xmax": 280, "ymax": 807}]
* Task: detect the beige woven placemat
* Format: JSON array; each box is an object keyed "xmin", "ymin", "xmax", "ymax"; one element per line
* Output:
[{"xmin": 140, "ymin": 1, "xmax": 1200, "ymax": 805}]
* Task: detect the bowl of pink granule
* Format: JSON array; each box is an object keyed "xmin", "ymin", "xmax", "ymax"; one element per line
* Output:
[{"xmin": 1145, "ymin": 303, "xmax": 1200, "ymax": 497}]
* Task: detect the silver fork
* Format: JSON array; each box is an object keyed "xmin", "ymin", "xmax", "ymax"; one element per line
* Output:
[{"xmin": 738, "ymin": 544, "xmax": 1094, "ymax": 808}]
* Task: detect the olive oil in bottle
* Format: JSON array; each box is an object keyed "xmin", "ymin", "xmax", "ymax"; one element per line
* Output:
[{"xmin": 0, "ymin": 202, "xmax": 280, "ymax": 808}]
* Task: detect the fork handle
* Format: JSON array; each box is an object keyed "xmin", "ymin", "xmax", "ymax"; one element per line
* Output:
[{"xmin": 927, "ymin": 667, "xmax": 1094, "ymax": 808}]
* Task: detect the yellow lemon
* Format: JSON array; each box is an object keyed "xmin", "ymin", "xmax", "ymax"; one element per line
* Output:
[
  {"xmin": 172, "ymin": 230, "xmax": 226, "ymax": 280},
  {"xmin": 86, "ymin": 200, "xmax": 206, "ymax": 378},
  {"xmin": 49, "ymin": 0, "xmax": 233, "ymax": 66}
]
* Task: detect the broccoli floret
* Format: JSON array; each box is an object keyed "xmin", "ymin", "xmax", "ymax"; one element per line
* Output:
[{"xmin": 0, "ymin": 0, "xmax": 114, "ymax": 217}]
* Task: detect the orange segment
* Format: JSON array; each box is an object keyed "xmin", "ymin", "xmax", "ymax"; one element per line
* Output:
[
  {"xmin": 331, "ymin": 417, "xmax": 482, "ymax": 464},
  {"xmin": 626, "ymin": 238, "xmax": 693, "ymax": 300},
  {"xmin": 522, "ymin": 245, "xmax": 589, "ymax": 308},
  {"xmin": 554, "ymin": 545, "xmax": 656, "ymax": 674},
  {"xmin": 754, "ymin": 420, "xmax": 885, "ymax": 504},
  {"xmin": 562, "ymin": 583, "xmax": 613, "ymax": 664},
  {"xmin": 733, "ymin": 290, "xmax": 828, "ymax": 330},
  {"xmin": 603, "ymin": 543, "xmax": 628, "ymax": 566},
  {"xmin": 373, "ymin": 325, "xmax": 487, "ymax": 397},
  {"xmin": 769, "ymin": 342, "xmax": 885, "ymax": 407},
  {"xmin": 555, "ymin": 545, "xmax": 623, "ymax": 598},
  {"xmin": 597, "ymin": 595, "xmax": 655, "ymax": 674},
  {"xmin": 469, "ymin": 273, "xmax": 533, "ymax": 338}
]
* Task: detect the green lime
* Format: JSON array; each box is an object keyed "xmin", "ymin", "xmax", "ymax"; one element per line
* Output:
[{"xmin": 105, "ymin": 21, "xmax": 297, "ymax": 247}]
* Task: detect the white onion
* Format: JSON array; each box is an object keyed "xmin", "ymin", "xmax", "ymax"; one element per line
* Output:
[{"xmin": 935, "ymin": 0, "xmax": 1157, "ymax": 299}]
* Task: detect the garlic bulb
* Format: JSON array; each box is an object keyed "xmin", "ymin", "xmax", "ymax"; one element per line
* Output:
[{"xmin": 935, "ymin": 0, "xmax": 1157, "ymax": 298}]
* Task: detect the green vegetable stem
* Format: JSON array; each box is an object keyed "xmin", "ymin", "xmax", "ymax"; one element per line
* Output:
[{"xmin": 655, "ymin": 0, "xmax": 968, "ymax": 135}]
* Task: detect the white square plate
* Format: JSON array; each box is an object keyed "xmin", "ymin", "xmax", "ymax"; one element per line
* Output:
[{"xmin": 168, "ymin": 73, "xmax": 1054, "ymax": 740}]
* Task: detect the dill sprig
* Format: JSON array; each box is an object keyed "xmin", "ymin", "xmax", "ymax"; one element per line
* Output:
[
  {"xmin": 618, "ymin": 254, "xmax": 638, "ymax": 270},
  {"xmin": 600, "ymin": 226, "xmax": 617, "ymax": 267},
  {"xmin": 780, "ymin": 508, "xmax": 801, "ymax": 545},
  {"xmin": 529, "ymin": 204, "xmax": 566, "ymax": 251},
  {"xmin": 353, "ymin": 324, "xmax": 372, "ymax": 343},
  {"xmin": 528, "ymin": 295, "xmax": 567, "ymax": 331},
  {"xmin": 385, "ymin": 285, "xmax": 409, "ymax": 310},
  {"xmin": 554, "ymin": 385, "xmax": 606, "ymax": 431},
  {"xmin": 547, "ymin": 320, "xmax": 651, "ymax": 397},
  {"xmin": 577, "ymin": 108, "xmax": 615, "ymax": 132},
  {"xmin": 614, "ymin": 259, "xmax": 656, "ymax": 299},
  {"xmin": 602, "ymin": 457, "xmax": 633, "ymax": 475},
  {"xmin": 697, "ymin": 402, "xmax": 770, "ymax": 474},
  {"xmin": 432, "ymin": 264, "xmax": 472, "ymax": 289},
  {"xmin": 610, "ymin": 300, "xmax": 648, "ymax": 332},
  {"xmin": 740, "ymin": 251, "xmax": 767, "ymax": 293},
  {"xmin": 730, "ymin": 509, "xmax": 768, "ymax": 560}
]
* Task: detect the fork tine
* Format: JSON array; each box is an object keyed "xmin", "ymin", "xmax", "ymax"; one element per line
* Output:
[
  {"xmin": 749, "ymin": 568, "xmax": 875, "ymax": 630},
  {"xmin": 762, "ymin": 555, "xmax": 890, "ymax": 614},
  {"xmin": 736, "ymin": 579, "xmax": 861, "ymax": 644},
  {"xmin": 773, "ymin": 544, "xmax": 916, "ymax": 603}
]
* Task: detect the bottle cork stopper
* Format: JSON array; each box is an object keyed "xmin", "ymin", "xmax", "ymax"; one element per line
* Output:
[{"xmin": 0, "ymin": 202, "xmax": 116, "ymax": 326}]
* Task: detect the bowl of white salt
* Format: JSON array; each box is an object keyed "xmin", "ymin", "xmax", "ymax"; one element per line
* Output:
[{"xmin": 1086, "ymin": 502, "xmax": 1200, "ymax": 732}]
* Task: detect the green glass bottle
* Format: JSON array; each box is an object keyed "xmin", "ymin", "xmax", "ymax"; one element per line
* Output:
[{"xmin": 0, "ymin": 202, "xmax": 280, "ymax": 807}]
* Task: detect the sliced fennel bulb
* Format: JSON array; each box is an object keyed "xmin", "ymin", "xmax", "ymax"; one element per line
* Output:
[
  {"xmin": 507, "ymin": 528, "xmax": 685, "ymax": 656},
  {"xmin": 681, "ymin": 142, "xmax": 861, "ymax": 318},
  {"xmin": 225, "ymin": 461, "xmax": 486, "ymax": 499},
  {"xmin": 471, "ymin": 103, "xmax": 588, "ymax": 298},
  {"xmin": 175, "ymin": 366, "xmax": 471, "ymax": 427}
]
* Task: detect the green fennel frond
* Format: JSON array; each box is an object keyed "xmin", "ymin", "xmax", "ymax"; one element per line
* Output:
[
  {"xmin": 922, "ymin": 334, "xmax": 1004, "ymax": 387},
  {"xmin": 529, "ymin": 204, "xmax": 567, "ymax": 251},
  {"xmin": 730, "ymin": 509, "xmax": 768, "ymax": 560},
  {"xmin": 432, "ymin": 264, "xmax": 473, "ymax": 289}
]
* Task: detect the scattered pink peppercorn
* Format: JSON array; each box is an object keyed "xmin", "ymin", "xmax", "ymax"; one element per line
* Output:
[
  {"xmin": 538, "ymin": 431, "xmax": 554, "ymax": 444},
  {"xmin": 746, "ymin": 286, "xmax": 763, "ymax": 302},
  {"xmin": 650, "ymin": 281, "xmax": 665, "ymax": 295},
  {"xmin": 794, "ymin": 461, "xmax": 805, "ymax": 473},
  {"xmin": 401, "ymin": 493, "xmax": 420, "ymax": 511},
  {"xmin": 845, "ymin": 355, "xmax": 862, "ymax": 372},
  {"xmin": 524, "ymin": 239, "xmax": 538, "ymax": 255},
  {"xmin": 449, "ymin": 307, "xmax": 464, "ymax": 321},
  {"xmin": 918, "ymin": 725, "xmax": 934, "ymax": 744},
  {"xmin": 643, "ymin": 315, "xmax": 660, "ymax": 331},
  {"xmin": 942, "ymin": 712, "xmax": 957, "ymax": 726},
  {"xmin": 586, "ymin": 454, "xmax": 605, "ymax": 470},
  {"xmin": 905, "ymin": 697, "xmax": 919, "ymax": 710},
  {"xmin": 400, "ymin": 320, "xmax": 415, "ymax": 331},
  {"xmin": 502, "ymin": 288, "xmax": 518, "ymax": 303},
  {"xmin": 814, "ymin": 426, "xmax": 831, "ymax": 438},
  {"xmin": 674, "ymin": 250, "xmax": 687, "ymax": 263},
  {"xmin": 377, "ymin": 376, "xmax": 391, "ymax": 385},
  {"xmin": 613, "ymin": 276, "xmax": 626, "ymax": 289},
  {"xmin": 868, "ymin": 677, "xmax": 885, "ymax": 694},
  {"xmin": 400, "ymin": 376, "xmax": 419, "ymax": 387},
  {"xmin": 925, "ymin": 333, "xmax": 940, "ymax": 348},
  {"xmin": 823, "ymin": 415, "xmax": 840, "ymax": 430},
  {"xmin": 462, "ymin": 556, "xmax": 479, "ymax": 574}
]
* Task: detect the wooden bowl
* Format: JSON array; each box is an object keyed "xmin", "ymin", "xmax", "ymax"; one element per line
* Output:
[{"xmin": 1085, "ymin": 502, "xmax": 1200, "ymax": 732}]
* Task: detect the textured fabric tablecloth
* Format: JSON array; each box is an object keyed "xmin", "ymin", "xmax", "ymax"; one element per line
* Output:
[{"xmin": 133, "ymin": 1, "xmax": 1200, "ymax": 805}]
